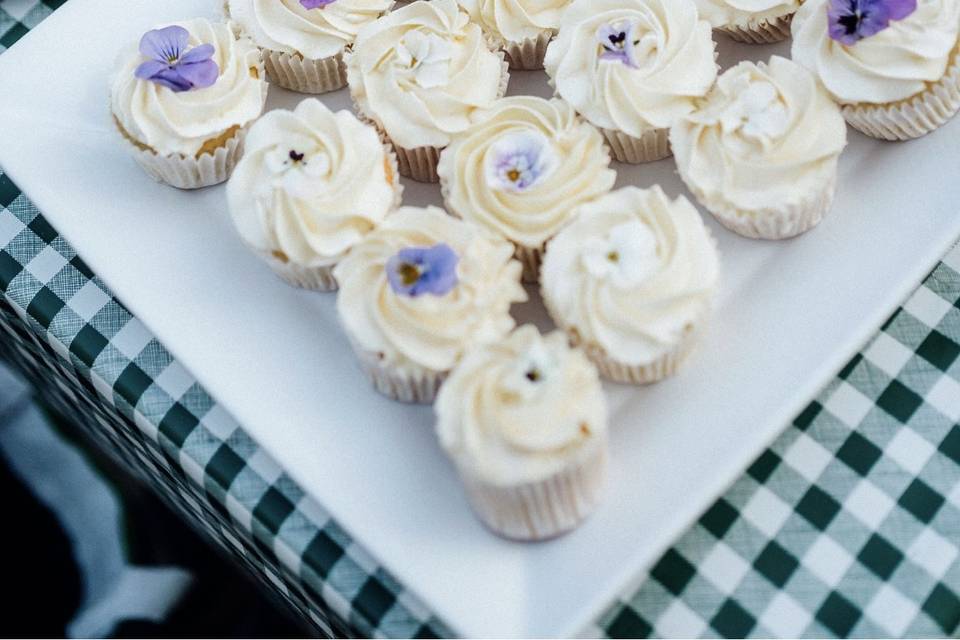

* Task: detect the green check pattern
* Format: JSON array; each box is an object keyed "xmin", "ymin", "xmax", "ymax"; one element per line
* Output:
[{"xmin": 3, "ymin": 2, "xmax": 960, "ymax": 636}]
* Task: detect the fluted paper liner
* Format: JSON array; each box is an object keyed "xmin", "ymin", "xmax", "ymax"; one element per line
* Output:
[
  {"xmin": 459, "ymin": 447, "xmax": 607, "ymax": 540},
  {"xmin": 347, "ymin": 336, "xmax": 446, "ymax": 403},
  {"xmin": 500, "ymin": 30, "xmax": 554, "ymax": 70},
  {"xmin": 601, "ymin": 126, "xmax": 671, "ymax": 164},
  {"xmin": 842, "ymin": 40, "xmax": 960, "ymax": 141},
  {"xmin": 124, "ymin": 127, "xmax": 245, "ymax": 190},
  {"xmin": 263, "ymin": 48, "xmax": 347, "ymax": 94},
  {"xmin": 718, "ymin": 12, "xmax": 793, "ymax": 44}
]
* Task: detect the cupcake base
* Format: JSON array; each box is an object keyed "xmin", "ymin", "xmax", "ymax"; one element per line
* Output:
[
  {"xmin": 261, "ymin": 253, "xmax": 339, "ymax": 291},
  {"xmin": 515, "ymin": 243, "xmax": 544, "ymax": 283},
  {"xmin": 501, "ymin": 31, "xmax": 554, "ymax": 70},
  {"xmin": 581, "ymin": 328, "xmax": 696, "ymax": 384},
  {"xmin": 601, "ymin": 127, "xmax": 671, "ymax": 164},
  {"xmin": 121, "ymin": 123, "xmax": 246, "ymax": 190},
  {"xmin": 460, "ymin": 447, "xmax": 607, "ymax": 540},
  {"xmin": 262, "ymin": 48, "xmax": 347, "ymax": 94},
  {"xmin": 349, "ymin": 339, "xmax": 445, "ymax": 404},
  {"xmin": 718, "ymin": 12, "xmax": 793, "ymax": 44},
  {"xmin": 841, "ymin": 41, "xmax": 960, "ymax": 141}
]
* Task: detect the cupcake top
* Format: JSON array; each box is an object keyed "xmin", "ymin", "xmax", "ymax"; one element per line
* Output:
[
  {"xmin": 670, "ymin": 56, "xmax": 846, "ymax": 215},
  {"xmin": 345, "ymin": 0, "xmax": 505, "ymax": 149},
  {"xmin": 334, "ymin": 206, "xmax": 526, "ymax": 373},
  {"xmin": 458, "ymin": 0, "xmax": 567, "ymax": 44},
  {"xmin": 226, "ymin": 99, "xmax": 398, "ymax": 268},
  {"xmin": 435, "ymin": 325, "xmax": 607, "ymax": 486},
  {"xmin": 541, "ymin": 186, "xmax": 719, "ymax": 366},
  {"xmin": 225, "ymin": 0, "xmax": 392, "ymax": 60},
  {"xmin": 543, "ymin": 0, "xmax": 717, "ymax": 138},
  {"xmin": 693, "ymin": 0, "xmax": 800, "ymax": 28},
  {"xmin": 792, "ymin": 0, "xmax": 960, "ymax": 105},
  {"xmin": 111, "ymin": 18, "xmax": 267, "ymax": 157},
  {"xmin": 437, "ymin": 96, "xmax": 615, "ymax": 249}
]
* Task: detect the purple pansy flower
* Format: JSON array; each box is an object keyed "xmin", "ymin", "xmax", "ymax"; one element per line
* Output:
[
  {"xmin": 597, "ymin": 20, "xmax": 639, "ymax": 68},
  {"xmin": 134, "ymin": 25, "xmax": 219, "ymax": 92},
  {"xmin": 386, "ymin": 243, "xmax": 459, "ymax": 297},
  {"xmin": 827, "ymin": 0, "xmax": 917, "ymax": 45},
  {"xmin": 485, "ymin": 131, "xmax": 557, "ymax": 193},
  {"xmin": 300, "ymin": 0, "xmax": 337, "ymax": 8}
]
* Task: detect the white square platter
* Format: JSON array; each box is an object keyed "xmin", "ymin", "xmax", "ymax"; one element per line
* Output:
[{"xmin": 1, "ymin": 0, "xmax": 959, "ymax": 636}]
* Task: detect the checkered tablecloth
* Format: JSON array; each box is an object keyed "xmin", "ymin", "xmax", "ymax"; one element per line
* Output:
[{"xmin": 3, "ymin": 2, "xmax": 960, "ymax": 637}]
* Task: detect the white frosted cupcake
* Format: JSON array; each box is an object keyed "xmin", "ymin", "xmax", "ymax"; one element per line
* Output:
[
  {"xmin": 541, "ymin": 186, "xmax": 719, "ymax": 384},
  {"xmin": 544, "ymin": 0, "xmax": 717, "ymax": 163},
  {"xmin": 226, "ymin": 99, "xmax": 400, "ymax": 291},
  {"xmin": 435, "ymin": 325, "xmax": 608, "ymax": 540},
  {"xmin": 457, "ymin": 0, "xmax": 568, "ymax": 69},
  {"xmin": 345, "ymin": 0, "xmax": 509, "ymax": 182},
  {"xmin": 792, "ymin": 0, "xmax": 960, "ymax": 140},
  {"xmin": 110, "ymin": 18, "xmax": 267, "ymax": 189},
  {"xmin": 437, "ymin": 96, "xmax": 615, "ymax": 281},
  {"xmin": 334, "ymin": 206, "xmax": 526, "ymax": 403},
  {"xmin": 694, "ymin": 0, "xmax": 801, "ymax": 43},
  {"xmin": 225, "ymin": 0, "xmax": 392, "ymax": 94},
  {"xmin": 671, "ymin": 56, "xmax": 847, "ymax": 239}
]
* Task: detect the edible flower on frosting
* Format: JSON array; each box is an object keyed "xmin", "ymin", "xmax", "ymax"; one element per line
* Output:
[
  {"xmin": 484, "ymin": 131, "xmax": 558, "ymax": 192},
  {"xmin": 134, "ymin": 25, "xmax": 219, "ymax": 92},
  {"xmin": 300, "ymin": 0, "xmax": 337, "ymax": 7},
  {"xmin": 259, "ymin": 140, "xmax": 331, "ymax": 199},
  {"xmin": 386, "ymin": 243, "xmax": 460, "ymax": 296},
  {"xmin": 719, "ymin": 79, "xmax": 788, "ymax": 142},
  {"xmin": 827, "ymin": 0, "xmax": 917, "ymax": 45},
  {"xmin": 581, "ymin": 220, "xmax": 662, "ymax": 289},
  {"xmin": 395, "ymin": 30, "xmax": 454, "ymax": 88},
  {"xmin": 596, "ymin": 20, "xmax": 640, "ymax": 68}
]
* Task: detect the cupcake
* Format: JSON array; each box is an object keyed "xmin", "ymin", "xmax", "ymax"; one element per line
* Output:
[
  {"xmin": 226, "ymin": 99, "xmax": 401, "ymax": 291},
  {"xmin": 671, "ymin": 56, "xmax": 847, "ymax": 239},
  {"xmin": 792, "ymin": 0, "xmax": 960, "ymax": 140},
  {"xmin": 110, "ymin": 18, "xmax": 267, "ymax": 189},
  {"xmin": 435, "ymin": 325, "xmax": 608, "ymax": 540},
  {"xmin": 540, "ymin": 186, "xmax": 719, "ymax": 384},
  {"xmin": 694, "ymin": 0, "xmax": 801, "ymax": 43},
  {"xmin": 333, "ymin": 206, "xmax": 526, "ymax": 403},
  {"xmin": 345, "ymin": 0, "xmax": 509, "ymax": 182},
  {"xmin": 457, "ymin": 0, "xmax": 568, "ymax": 69},
  {"xmin": 544, "ymin": 0, "xmax": 717, "ymax": 163},
  {"xmin": 224, "ymin": 0, "xmax": 392, "ymax": 94},
  {"xmin": 437, "ymin": 96, "xmax": 615, "ymax": 281}
]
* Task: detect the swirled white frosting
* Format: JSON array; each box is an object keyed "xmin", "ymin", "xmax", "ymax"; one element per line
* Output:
[
  {"xmin": 334, "ymin": 206, "xmax": 526, "ymax": 373},
  {"xmin": 670, "ymin": 56, "xmax": 846, "ymax": 215},
  {"xmin": 693, "ymin": 0, "xmax": 799, "ymax": 28},
  {"xmin": 541, "ymin": 186, "xmax": 719, "ymax": 366},
  {"xmin": 792, "ymin": 0, "xmax": 960, "ymax": 105},
  {"xmin": 111, "ymin": 18, "xmax": 267, "ymax": 157},
  {"xmin": 346, "ymin": 0, "xmax": 505, "ymax": 149},
  {"xmin": 458, "ymin": 0, "xmax": 567, "ymax": 44},
  {"xmin": 226, "ymin": 99, "xmax": 397, "ymax": 268},
  {"xmin": 437, "ymin": 96, "xmax": 615, "ymax": 249},
  {"xmin": 435, "ymin": 325, "xmax": 607, "ymax": 485},
  {"xmin": 543, "ymin": 0, "xmax": 717, "ymax": 138},
  {"xmin": 226, "ymin": 0, "xmax": 391, "ymax": 60}
]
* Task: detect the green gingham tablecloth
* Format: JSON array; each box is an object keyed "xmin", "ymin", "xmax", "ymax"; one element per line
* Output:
[{"xmin": 4, "ymin": 3, "xmax": 960, "ymax": 637}]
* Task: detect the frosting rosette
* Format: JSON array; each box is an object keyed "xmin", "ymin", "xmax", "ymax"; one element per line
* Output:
[
  {"xmin": 226, "ymin": 99, "xmax": 399, "ymax": 290},
  {"xmin": 541, "ymin": 186, "xmax": 719, "ymax": 382},
  {"xmin": 437, "ymin": 96, "xmax": 615, "ymax": 277},
  {"xmin": 436, "ymin": 325, "xmax": 607, "ymax": 485},
  {"xmin": 458, "ymin": 0, "xmax": 567, "ymax": 44},
  {"xmin": 543, "ymin": 0, "xmax": 716, "ymax": 160},
  {"xmin": 792, "ymin": 0, "xmax": 960, "ymax": 105},
  {"xmin": 694, "ymin": 0, "xmax": 800, "ymax": 29},
  {"xmin": 226, "ymin": 0, "xmax": 392, "ymax": 60},
  {"xmin": 111, "ymin": 18, "xmax": 267, "ymax": 158},
  {"xmin": 435, "ymin": 325, "xmax": 608, "ymax": 538},
  {"xmin": 345, "ymin": 0, "xmax": 506, "ymax": 150},
  {"xmin": 670, "ymin": 56, "xmax": 847, "ymax": 238},
  {"xmin": 334, "ymin": 206, "xmax": 526, "ymax": 401}
]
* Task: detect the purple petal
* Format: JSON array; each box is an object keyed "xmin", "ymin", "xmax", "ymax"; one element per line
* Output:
[
  {"xmin": 139, "ymin": 25, "xmax": 189, "ymax": 63},
  {"xmin": 180, "ymin": 43, "xmax": 215, "ymax": 65},
  {"xmin": 146, "ymin": 68, "xmax": 194, "ymax": 92},
  {"xmin": 886, "ymin": 0, "xmax": 917, "ymax": 20},
  {"xmin": 300, "ymin": 0, "xmax": 336, "ymax": 8},
  {"xmin": 386, "ymin": 243, "xmax": 459, "ymax": 297},
  {"xmin": 176, "ymin": 58, "xmax": 219, "ymax": 89},
  {"xmin": 134, "ymin": 59, "xmax": 169, "ymax": 80}
]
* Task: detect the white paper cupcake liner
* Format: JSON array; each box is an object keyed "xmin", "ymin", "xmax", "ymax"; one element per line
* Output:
[
  {"xmin": 692, "ymin": 173, "xmax": 837, "ymax": 240},
  {"xmin": 582, "ymin": 328, "xmax": 697, "ymax": 384},
  {"xmin": 347, "ymin": 337, "xmax": 446, "ymax": 404},
  {"xmin": 263, "ymin": 48, "xmax": 347, "ymax": 94},
  {"xmin": 260, "ymin": 253, "xmax": 339, "ymax": 291},
  {"xmin": 123, "ymin": 126, "xmax": 246, "ymax": 190},
  {"xmin": 718, "ymin": 12, "xmax": 793, "ymax": 44},
  {"xmin": 841, "ymin": 42, "xmax": 960, "ymax": 141},
  {"xmin": 601, "ymin": 126, "xmax": 671, "ymax": 164},
  {"xmin": 460, "ymin": 446, "xmax": 607, "ymax": 540},
  {"xmin": 501, "ymin": 30, "xmax": 554, "ymax": 70}
]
